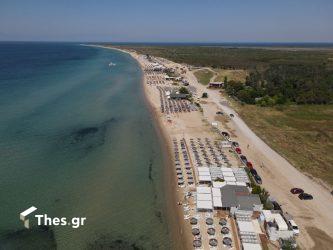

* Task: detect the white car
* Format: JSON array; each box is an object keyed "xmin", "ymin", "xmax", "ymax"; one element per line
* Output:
[{"xmin": 289, "ymin": 220, "xmax": 300, "ymax": 236}]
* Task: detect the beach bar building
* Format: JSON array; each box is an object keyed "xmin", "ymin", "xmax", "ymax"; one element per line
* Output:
[{"xmin": 220, "ymin": 185, "xmax": 263, "ymax": 214}]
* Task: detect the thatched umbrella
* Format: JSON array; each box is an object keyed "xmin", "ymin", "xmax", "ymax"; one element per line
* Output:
[
  {"xmin": 219, "ymin": 218, "xmax": 227, "ymax": 226},
  {"xmin": 190, "ymin": 217, "xmax": 198, "ymax": 225},
  {"xmin": 193, "ymin": 240, "xmax": 202, "ymax": 248},
  {"xmin": 192, "ymin": 228, "xmax": 200, "ymax": 235},
  {"xmin": 209, "ymin": 239, "xmax": 218, "ymax": 247},
  {"xmin": 207, "ymin": 228, "xmax": 216, "ymax": 235},
  {"xmin": 221, "ymin": 227, "xmax": 230, "ymax": 234},
  {"xmin": 223, "ymin": 237, "xmax": 232, "ymax": 246},
  {"xmin": 206, "ymin": 218, "xmax": 214, "ymax": 225}
]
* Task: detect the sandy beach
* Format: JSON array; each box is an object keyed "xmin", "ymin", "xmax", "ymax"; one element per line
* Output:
[
  {"xmin": 99, "ymin": 45, "xmax": 333, "ymax": 250},
  {"xmin": 123, "ymin": 49, "xmax": 247, "ymax": 249}
]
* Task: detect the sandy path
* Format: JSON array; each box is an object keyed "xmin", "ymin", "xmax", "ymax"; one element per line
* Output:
[{"xmin": 186, "ymin": 70, "xmax": 333, "ymax": 249}]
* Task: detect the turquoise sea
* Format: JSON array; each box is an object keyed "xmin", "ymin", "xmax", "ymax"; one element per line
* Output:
[{"xmin": 0, "ymin": 42, "xmax": 172, "ymax": 249}]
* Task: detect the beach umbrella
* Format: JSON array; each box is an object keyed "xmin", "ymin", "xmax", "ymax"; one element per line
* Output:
[
  {"xmin": 221, "ymin": 227, "xmax": 230, "ymax": 234},
  {"xmin": 223, "ymin": 237, "xmax": 232, "ymax": 246},
  {"xmin": 219, "ymin": 218, "xmax": 227, "ymax": 226},
  {"xmin": 193, "ymin": 240, "xmax": 202, "ymax": 248},
  {"xmin": 207, "ymin": 228, "xmax": 216, "ymax": 235},
  {"xmin": 192, "ymin": 228, "xmax": 200, "ymax": 235},
  {"xmin": 190, "ymin": 217, "xmax": 198, "ymax": 225},
  {"xmin": 206, "ymin": 218, "xmax": 214, "ymax": 225},
  {"xmin": 209, "ymin": 239, "xmax": 218, "ymax": 247}
]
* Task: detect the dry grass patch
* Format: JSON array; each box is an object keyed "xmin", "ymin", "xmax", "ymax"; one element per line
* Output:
[
  {"xmin": 214, "ymin": 69, "xmax": 248, "ymax": 83},
  {"xmin": 233, "ymin": 103, "xmax": 333, "ymax": 186},
  {"xmin": 193, "ymin": 69, "xmax": 215, "ymax": 85}
]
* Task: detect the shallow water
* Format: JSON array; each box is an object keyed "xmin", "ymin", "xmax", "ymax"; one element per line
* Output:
[{"xmin": 0, "ymin": 42, "xmax": 171, "ymax": 249}]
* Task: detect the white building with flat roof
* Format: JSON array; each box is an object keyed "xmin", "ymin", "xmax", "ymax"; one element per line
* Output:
[
  {"xmin": 259, "ymin": 210, "xmax": 294, "ymax": 241},
  {"xmin": 196, "ymin": 187, "xmax": 213, "ymax": 211}
]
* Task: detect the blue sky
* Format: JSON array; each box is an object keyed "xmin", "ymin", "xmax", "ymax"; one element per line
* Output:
[{"xmin": 0, "ymin": 0, "xmax": 332, "ymax": 42}]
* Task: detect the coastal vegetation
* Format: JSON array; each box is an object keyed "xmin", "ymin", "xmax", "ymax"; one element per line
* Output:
[
  {"xmin": 193, "ymin": 69, "xmax": 214, "ymax": 85},
  {"xmin": 214, "ymin": 69, "xmax": 248, "ymax": 83},
  {"xmin": 234, "ymin": 103, "xmax": 333, "ymax": 185},
  {"xmin": 225, "ymin": 64, "xmax": 333, "ymax": 105},
  {"xmin": 179, "ymin": 86, "xmax": 190, "ymax": 95}
]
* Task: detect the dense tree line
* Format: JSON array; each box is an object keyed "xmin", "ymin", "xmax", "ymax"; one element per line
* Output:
[{"xmin": 225, "ymin": 64, "xmax": 333, "ymax": 105}]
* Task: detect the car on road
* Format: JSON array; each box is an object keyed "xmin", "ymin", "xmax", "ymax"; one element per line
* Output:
[
  {"xmin": 235, "ymin": 147, "xmax": 241, "ymax": 154},
  {"xmin": 254, "ymin": 174, "xmax": 262, "ymax": 184},
  {"xmin": 290, "ymin": 188, "xmax": 304, "ymax": 194},
  {"xmin": 230, "ymin": 113, "xmax": 234, "ymax": 117},
  {"xmin": 298, "ymin": 193, "xmax": 313, "ymax": 200},
  {"xmin": 240, "ymin": 155, "xmax": 247, "ymax": 164},
  {"xmin": 216, "ymin": 111, "xmax": 223, "ymax": 115},
  {"xmin": 288, "ymin": 220, "xmax": 300, "ymax": 236},
  {"xmin": 232, "ymin": 141, "xmax": 239, "ymax": 147}
]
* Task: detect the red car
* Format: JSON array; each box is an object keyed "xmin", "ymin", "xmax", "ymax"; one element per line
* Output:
[
  {"xmin": 235, "ymin": 147, "xmax": 241, "ymax": 154},
  {"xmin": 290, "ymin": 188, "xmax": 304, "ymax": 194},
  {"xmin": 246, "ymin": 161, "xmax": 254, "ymax": 169}
]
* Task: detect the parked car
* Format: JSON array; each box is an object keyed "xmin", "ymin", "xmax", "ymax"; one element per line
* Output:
[
  {"xmin": 290, "ymin": 188, "xmax": 304, "ymax": 194},
  {"xmin": 298, "ymin": 193, "xmax": 313, "ymax": 200},
  {"xmin": 254, "ymin": 174, "xmax": 262, "ymax": 184},
  {"xmin": 246, "ymin": 161, "xmax": 254, "ymax": 169},
  {"xmin": 216, "ymin": 111, "xmax": 223, "ymax": 115},
  {"xmin": 235, "ymin": 147, "xmax": 241, "ymax": 154},
  {"xmin": 230, "ymin": 113, "xmax": 234, "ymax": 117},
  {"xmin": 250, "ymin": 169, "xmax": 258, "ymax": 176},
  {"xmin": 240, "ymin": 155, "xmax": 247, "ymax": 164},
  {"xmin": 221, "ymin": 131, "xmax": 229, "ymax": 138},
  {"xmin": 232, "ymin": 141, "xmax": 239, "ymax": 147},
  {"xmin": 288, "ymin": 220, "xmax": 300, "ymax": 236}
]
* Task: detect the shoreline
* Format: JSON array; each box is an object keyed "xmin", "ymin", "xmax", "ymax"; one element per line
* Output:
[
  {"xmin": 92, "ymin": 44, "xmax": 192, "ymax": 249},
  {"xmin": 138, "ymin": 57, "xmax": 192, "ymax": 249}
]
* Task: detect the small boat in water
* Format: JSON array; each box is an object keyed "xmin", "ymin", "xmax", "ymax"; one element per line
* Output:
[{"xmin": 109, "ymin": 62, "xmax": 116, "ymax": 66}]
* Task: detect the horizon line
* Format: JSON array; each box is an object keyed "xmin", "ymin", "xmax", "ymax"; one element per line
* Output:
[{"xmin": 1, "ymin": 40, "xmax": 333, "ymax": 44}]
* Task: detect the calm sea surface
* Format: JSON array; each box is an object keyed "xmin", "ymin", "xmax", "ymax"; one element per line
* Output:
[{"xmin": 0, "ymin": 42, "xmax": 171, "ymax": 249}]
